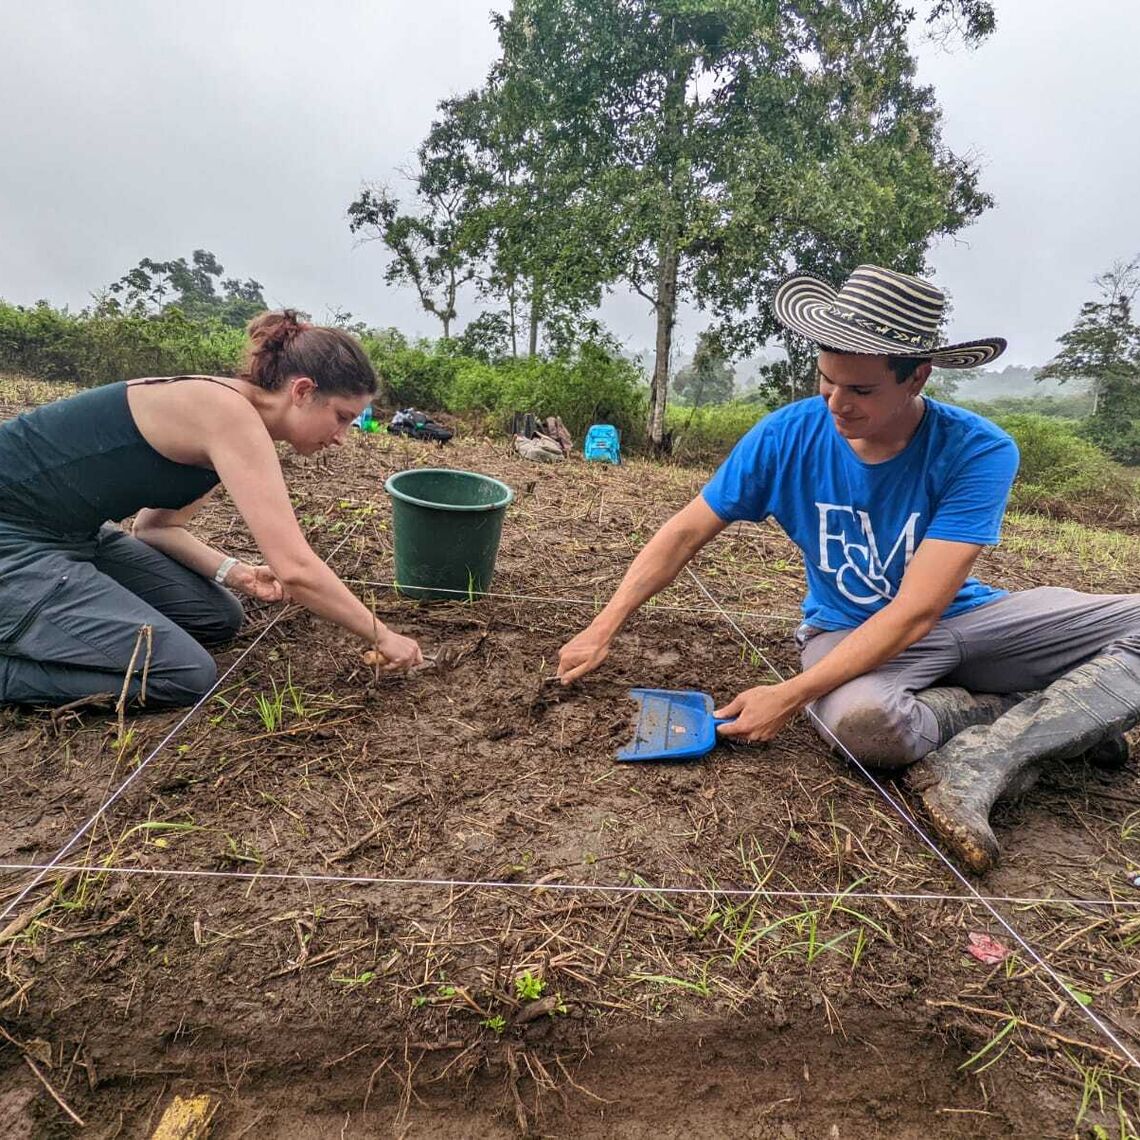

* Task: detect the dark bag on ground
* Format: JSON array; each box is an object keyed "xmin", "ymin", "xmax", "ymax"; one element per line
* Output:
[{"xmin": 388, "ymin": 408, "xmax": 453, "ymax": 443}]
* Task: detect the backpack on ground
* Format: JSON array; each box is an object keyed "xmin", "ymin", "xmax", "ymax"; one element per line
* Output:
[
  {"xmin": 388, "ymin": 408, "xmax": 454, "ymax": 443},
  {"xmin": 584, "ymin": 424, "xmax": 621, "ymax": 464}
]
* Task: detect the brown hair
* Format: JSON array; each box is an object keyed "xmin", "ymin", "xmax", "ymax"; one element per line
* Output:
[{"xmin": 241, "ymin": 310, "xmax": 377, "ymax": 396}]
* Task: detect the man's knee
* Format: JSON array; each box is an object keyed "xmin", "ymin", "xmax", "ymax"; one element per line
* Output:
[{"xmin": 813, "ymin": 683, "xmax": 924, "ymax": 768}]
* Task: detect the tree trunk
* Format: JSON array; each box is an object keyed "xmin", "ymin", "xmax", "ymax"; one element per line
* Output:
[
  {"xmin": 648, "ymin": 241, "xmax": 679, "ymax": 454},
  {"xmin": 646, "ymin": 60, "xmax": 686, "ymax": 454},
  {"xmin": 508, "ymin": 278, "xmax": 519, "ymax": 359},
  {"xmin": 528, "ymin": 270, "xmax": 543, "ymax": 357}
]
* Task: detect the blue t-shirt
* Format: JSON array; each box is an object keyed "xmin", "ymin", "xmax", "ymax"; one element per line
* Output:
[{"xmin": 701, "ymin": 397, "xmax": 1019, "ymax": 631}]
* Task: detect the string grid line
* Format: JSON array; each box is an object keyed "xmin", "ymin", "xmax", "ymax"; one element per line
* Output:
[
  {"xmin": 2, "ymin": 530, "xmax": 1137, "ymax": 1068},
  {"xmin": 2, "ymin": 862, "xmax": 1138, "ymax": 912},
  {"xmin": 683, "ymin": 564, "xmax": 1140, "ymax": 1070},
  {"xmin": 0, "ymin": 528, "xmax": 361, "ymax": 928}
]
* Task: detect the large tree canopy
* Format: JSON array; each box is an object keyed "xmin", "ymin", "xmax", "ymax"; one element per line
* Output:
[
  {"xmin": 354, "ymin": 0, "xmax": 996, "ymax": 446},
  {"xmin": 487, "ymin": 0, "xmax": 997, "ymax": 446}
]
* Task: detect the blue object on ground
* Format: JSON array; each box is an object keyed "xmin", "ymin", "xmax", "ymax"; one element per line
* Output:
[
  {"xmin": 616, "ymin": 688, "xmax": 735, "ymax": 762},
  {"xmin": 353, "ymin": 406, "xmax": 378, "ymax": 431},
  {"xmin": 584, "ymin": 423, "xmax": 621, "ymax": 464}
]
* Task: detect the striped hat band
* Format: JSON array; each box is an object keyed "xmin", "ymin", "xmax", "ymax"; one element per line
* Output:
[{"xmin": 772, "ymin": 265, "xmax": 1006, "ymax": 370}]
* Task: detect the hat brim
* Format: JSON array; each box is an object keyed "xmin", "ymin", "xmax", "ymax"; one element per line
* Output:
[{"xmin": 773, "ymin": 273, "xmax": 1006, "ymax": 369}]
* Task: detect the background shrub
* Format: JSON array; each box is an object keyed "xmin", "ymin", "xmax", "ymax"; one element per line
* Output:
[
  {"xmin": 665, "ymin": 401, "xmax": 767, "ymax": 464},
  {"xmin": 0, "ymin": 300, "xmax": 242, "ymax": 386},
  {"xmin": 995, "ymin": 413, "xmax": 1137, "ymax": 520}
]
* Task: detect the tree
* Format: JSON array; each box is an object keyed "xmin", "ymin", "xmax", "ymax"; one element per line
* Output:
[
  {"xmin": 417, "ymin": 81, "xmax": 622, "ymax": 356},
  {"xmin": 347, "ymin": 180, "xmax": 477, "ymax": 340},
  {"xmin": 479, "ymin": 0, "xmax": 997, "ymax": 451},
  {"xmin": 1039, "ymin": 257, "xmax": 1140, "ymax": 463},
  {"xmin": 672, "ymin": 331, "xmax": 735, "ymax": 405},
  {"xmin": 927, "ymin": 368, "xmax": 965, "ymax": 402},
  {"xmin": 102, "ymin": 249, "xmax": 265, "ymax": 328}
]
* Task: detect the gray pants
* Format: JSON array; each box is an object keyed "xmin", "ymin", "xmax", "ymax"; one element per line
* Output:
[
  {"xmin": 799, "ymin": 587, "xmax": 1140, "ymax": 766},
  {"xmin": 0, "ymin": 522, "xmax": 243, "ymax": 708}
]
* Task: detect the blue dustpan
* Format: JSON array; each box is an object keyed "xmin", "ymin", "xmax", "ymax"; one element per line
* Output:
[{"xmin": 617, "ymin": 688, "xmax": 734, "ymax": 763}]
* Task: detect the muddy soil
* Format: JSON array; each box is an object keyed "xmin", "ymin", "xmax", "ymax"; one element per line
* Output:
[{"xmin": 1, "ymin": 385, "xmax": 1138, "ymax": 1137}]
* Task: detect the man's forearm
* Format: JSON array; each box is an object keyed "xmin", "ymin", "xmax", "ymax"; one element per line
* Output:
[
  {"xmin": 783, "ymin": 603, "xmax": 938, "ymax": 708},
  {"xmin": 590, "ymin": 524, "xmax": 707, "ymax": 639}
]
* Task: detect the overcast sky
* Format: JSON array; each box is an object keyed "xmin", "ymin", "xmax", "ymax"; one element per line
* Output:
[{"xmin": 2, "ymin": 0, "xmax": 1137, "ymax": 368}]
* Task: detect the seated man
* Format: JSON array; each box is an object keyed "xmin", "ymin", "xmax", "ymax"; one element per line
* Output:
[{"xmin": 557, "ymin": 264, "xmax": 1140, "ymax": 874}]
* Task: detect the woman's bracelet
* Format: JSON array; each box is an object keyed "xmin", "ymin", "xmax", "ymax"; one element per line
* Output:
[{"xmin": 213, "ymin": 556, "xmax": 239, "ymax": 584}]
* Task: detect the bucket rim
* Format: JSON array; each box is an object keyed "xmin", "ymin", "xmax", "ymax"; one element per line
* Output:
[{"xmin": 384, "ymin": 467, "xmax": 515, "ymax": 513}]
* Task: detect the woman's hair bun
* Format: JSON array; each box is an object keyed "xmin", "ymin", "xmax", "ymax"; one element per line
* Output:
[
  {"xmin": 246, "ymin": 309, "xmax": 309, "ymax": 354},
  {"xmin": 241, "ymin": 309, "xmax": 377, "ymax": 397}
]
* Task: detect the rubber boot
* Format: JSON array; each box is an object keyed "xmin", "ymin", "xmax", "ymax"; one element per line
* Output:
[
  {"xmin": 916, "ymin": 686, "xmax": 1127, "ymax": 770},
  {"xmin": 915, "ymin": 686, "xmax": 1029, "ymax": 743},
  {"xmin": 1084, "ymin": 734, "xmax": 1132, "ymax": 770},
  {"xmin": 915, "ymin": 686, "xmax": 1044, "ymax": 799},
  {"xmin": 906, "ymin": 653, "xmax": 1140, "ymax": 874}
]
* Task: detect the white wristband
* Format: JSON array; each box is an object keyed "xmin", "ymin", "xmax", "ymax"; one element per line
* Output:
[{"xmin": 213, "ymin": 556, "xmax": 239, "ymax": 584}]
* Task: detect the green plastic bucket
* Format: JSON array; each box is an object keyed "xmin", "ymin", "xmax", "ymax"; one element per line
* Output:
[{"xmin": 384, "ymin": 468, "xmax": 514, "ymax": 600}]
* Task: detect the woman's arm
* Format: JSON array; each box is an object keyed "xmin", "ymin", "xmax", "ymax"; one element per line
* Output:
[
  {"xmin": 133, "ymin": 492, "xmax": 284, "ymax": 602},
  {"xmin": 199, "ymin": 398, "xmax": 421, "ymax": 667}
]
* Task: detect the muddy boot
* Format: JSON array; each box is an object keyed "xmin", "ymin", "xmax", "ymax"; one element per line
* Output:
[
  {"xmin": 918, "ymin": 686, "xmax": 1128, "ymax": 769},
  {"xmin": 1083, "ymin": 734, "xmax": 1131, "ymax": 770},
  {"xmin": 915, "ymin": 686, "xmax": 1030, "ymax": 743},
  {"xmin": 906, "ymin": 653, "xmax": 1140, "ymax": 874}
]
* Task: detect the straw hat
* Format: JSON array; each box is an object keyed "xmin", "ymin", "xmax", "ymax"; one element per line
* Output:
[{"xmin": 772, "ymin": 264, "xmax": 1006, "ymax": 369}]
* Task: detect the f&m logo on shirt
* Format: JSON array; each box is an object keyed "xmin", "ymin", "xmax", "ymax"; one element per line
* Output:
[{"xmin": 816, "ymin": 503, "xmax": 921, "ymax": 606}]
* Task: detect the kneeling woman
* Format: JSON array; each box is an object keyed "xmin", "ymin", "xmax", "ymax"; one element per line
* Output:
[{"xmin": 0, "ymin": 310, "xmax": 423, "ymax": 708}]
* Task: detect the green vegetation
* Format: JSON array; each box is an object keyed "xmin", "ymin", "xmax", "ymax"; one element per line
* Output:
[
  {"xmin": 672, "ymin": 333, "xmax": 736, "ymax": 408},
  {"xmin": 351, "ymin": 0, "xmax": 998, "ymax": 447},
  {"xmin": 101, "ymin": 248, "xmax": 267, "ymax": 328},
  {"xmin": 961, "ymin": 393, "xmax": 1094, "ymax": 420},
  {"xmin": 1039, "ymin": 257, "xmax": 1140, "ymax": 466},
  {"xmin": 665, "ymin": 401, "xmax": 766, "ymax": 463},
  {"xmin": 0, "ymin": 299, "xmax": 647, "ymax": 442},
  {"xmin": 514, "ymin": 970, "xmax": 546, "ymax": 1001},
  {"xmin": 0, "ymin": 299, "xmax": 244, "ymax": 387},
  {"xmin": 0, "ymin": 248, "xmax": 266, "ymax": 385},
  {"xmin": 994, "ymin": 414, "xmax": 1137, "ymax": 519}
]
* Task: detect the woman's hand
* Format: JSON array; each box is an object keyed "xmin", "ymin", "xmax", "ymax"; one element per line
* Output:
[
  {"xmin": 714, "ymin": 683, "xmax": 803, "ymax": 743},
  {"xmin": 226, "ymin": 562, "xmax": 287, "ymax": 602},
  {"xmin": 362, "ymin": 629, "xmax": 424, "ymax": 673}
]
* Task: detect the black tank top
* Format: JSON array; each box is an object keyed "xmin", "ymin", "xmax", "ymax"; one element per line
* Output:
[{"xmin": 0, "ymin": 378, "xmax": 227, "ymax": 537}]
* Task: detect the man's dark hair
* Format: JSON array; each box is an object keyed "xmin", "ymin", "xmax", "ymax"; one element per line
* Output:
[
  {"xmin": 819, "ymin": 345, "xmax": 927, "ymax": 383},
  {"xmin": 886, "ymin": 356, "xmax": 927, "ymax": 382}
]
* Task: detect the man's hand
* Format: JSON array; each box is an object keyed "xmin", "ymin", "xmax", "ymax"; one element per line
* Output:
[
  {"xmin": 556, "ymin": 626, "xmax": 612, "ymax": 684},
  {"xmin": 714, "ymin": 682, "xmax": 803, "ymax": 743},
  {"xmin": 363, "ymin": 630, "xmax": 424, "ymax": 673},
  {"xmin": 227, "ymin": 562, "xmax": 287, "ymax": 603}
]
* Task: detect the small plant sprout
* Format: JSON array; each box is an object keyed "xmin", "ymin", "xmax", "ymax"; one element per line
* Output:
[
  {"xmin": 331, "ymin": 970, "xmax": 377, "ymax": 988},
  {"xmin": 959, "ymin": 1016, "xmax": 1019, "ymax": 1074},
  {"xmin": 482, "ymin": 1015, "xmax": 507, "ymax": 1034},
  {"xmin": 254, "ymin": 682, "xmax": 286, "ymax": 733},
  {"xmin": 514, "ymin": 970, "xmax": 546, "ymax": 1001}
]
